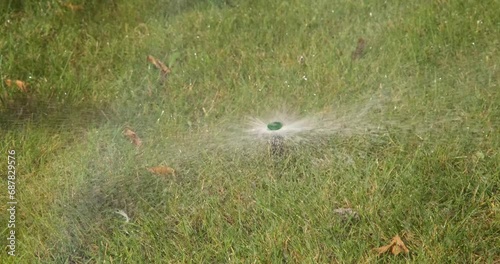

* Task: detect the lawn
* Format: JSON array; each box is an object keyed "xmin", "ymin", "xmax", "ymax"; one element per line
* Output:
[{"xmin": 1, "ymin": 0, "xmax": 499, "ymax": 263}]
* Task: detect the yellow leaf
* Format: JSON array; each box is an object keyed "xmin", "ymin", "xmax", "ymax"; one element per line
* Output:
[
  {"xmin": 123, "ymin": 128, "xmax": 142, "ymax": 147},
  {"xmin": 147, "ymin": 166, "xmax": 175, "ymax": 176},
  {"xmin": 374, "ymin": 235, "xmax": 409, "ymax": 256}
]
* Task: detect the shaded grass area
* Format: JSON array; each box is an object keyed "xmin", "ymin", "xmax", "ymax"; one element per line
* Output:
[{"xmin": 1, "ymin": 0, "xmax": 499, "ymax": 263}]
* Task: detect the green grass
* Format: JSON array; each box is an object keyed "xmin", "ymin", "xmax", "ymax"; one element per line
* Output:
[{"xmin": 1, "ymin": 0, "xmax": 499, "ymax": 263}]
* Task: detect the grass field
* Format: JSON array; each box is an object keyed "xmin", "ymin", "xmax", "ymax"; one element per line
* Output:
[{"xmin": 1, "ymin": 0, "xmax": 499, "ymax": 263}]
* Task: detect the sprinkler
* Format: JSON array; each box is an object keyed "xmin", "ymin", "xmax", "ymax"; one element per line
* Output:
[
  {"xmin": 267, "ymin": 121, "xmax": 283, "ymax": 131},
  {"xmin": 267, "ymin": 121, "xmax": 284, "ymax": 156}
]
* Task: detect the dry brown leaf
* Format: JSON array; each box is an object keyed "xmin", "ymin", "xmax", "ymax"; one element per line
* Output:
[
  {"xmin": 15, "ymin": 80, "xmax": 28, "ymax": 92},
  {"xmin": 147, "ymin": 166, "xmax": 175, "ymax": 176},
  {"xmin": 147, "ymin": 55, "xmax": 171, "ymax": 76},
  {"xmin": 374, "ymin": 243, "xmax": 393, "ymax": 255},
  {"xmin": 64, "ymin": 3, "xmax": 84, "ymax": 11},
  {"xmin": 374, "ymin": 235, "xmax": 409, "ymax": 256},
  {"xmin": 123, "ymin": 128, "xmax": 142, "ymax": 147},
  {"xmin": 5, "ymin": 79, "xmax": 28, "ymax": 92},
  {"xmin": 391, "ymin": 235, "xmax": 409, "ymax": 255}
]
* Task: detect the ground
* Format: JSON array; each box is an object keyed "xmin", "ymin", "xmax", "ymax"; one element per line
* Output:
[{"xmin": 0, "ymin": 0, "xmax": 499, "ymax": 263}]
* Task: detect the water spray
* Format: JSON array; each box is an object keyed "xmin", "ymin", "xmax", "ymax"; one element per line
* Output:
[
  {"xmin": 267, "ymin": 121, "xmax": 284, "ymax": 156},
  {"xmin": 241, "ymin": 99, "xmax": 382, "ymax": 161}
]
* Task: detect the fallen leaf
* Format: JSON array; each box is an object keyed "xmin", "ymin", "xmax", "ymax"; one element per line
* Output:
[
  {"xmin": 375, "ymin": 243, "xmax": 394, "ymax": 255},
  {"xmin": 374, "ymin": 235, "xmax": 409, "ymax": 256},
  {"xmin": 64, "ymin": 3, "xmax": 84, "ymax": 11},
  {"xmin": 5, "ymin": 79, "xmax": 28, "ymax": 92},
  {"xmin": 123, "ymin": 128, "xmax": 142, "ymax": 147},
  {"xmin": 147, "ymin": 166, "xmax": 175, "ymax": 176},
  {"xmin": 391, "ymin": 235, "xmax": 410, "ymax": 255},
  {"xmin": 147, "ymin": 55, "xmax": 171, "ymax": 77},
  {"xmin": 351, "ymin": 37, "xmax": 366, "ymax": 60},
  {"xmin": 15, "ymin": 80, "xmax": 28, "ymax": 92}
]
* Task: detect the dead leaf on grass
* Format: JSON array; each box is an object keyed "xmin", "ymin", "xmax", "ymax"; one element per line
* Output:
[
  {"xmin": 123, "ymin": 128, "xmax": 142, "ymax": 147},
  {"xmin": 374, "ymin": 235, "xmax": 409, "ymax": 256},
  {"xmin": 147, "ymin": 166, "xmax": 175, "ymax": 176},
  {"xmin": 147, "ymin": 55, "xmax": 171, "ymax": 77},
  {"xmin": 14, "ymin": 80, "xmax": 28, "ymax": 92},
  {"xmin": 5, "ymin": 79, "xmax": 28, "ymax": 93}
]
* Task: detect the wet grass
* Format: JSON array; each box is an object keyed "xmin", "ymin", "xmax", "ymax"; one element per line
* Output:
[{"xmin": 1, "ymin": 0, "xmax": 499, "ymax": 263}]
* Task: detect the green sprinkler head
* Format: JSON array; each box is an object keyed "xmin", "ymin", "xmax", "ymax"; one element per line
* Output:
[{"xmin": 267, "ymin": 121, "xmax": 283, "ymax": 131}]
